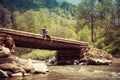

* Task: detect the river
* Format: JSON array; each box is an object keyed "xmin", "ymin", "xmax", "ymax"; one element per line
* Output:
[{"xmin": 1, "ymin": 58, "xmax": 120, "ymax": 80}]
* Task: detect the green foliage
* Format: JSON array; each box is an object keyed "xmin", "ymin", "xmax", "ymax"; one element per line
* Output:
[
  {"xmin": 65, "ymin": 27, "xmax": 77, "ymax": 39},
  {"xmin": 77, "ymin": 25, "xmax": 91, "ymax": 42},
  {"xmin": 103, "ymin": 30, "xmax": 120, "ymax": 54},
  {"xmin": 90, "ymin": 50, "xmax": 96, "ymax": 56},
  {"xmin": 95, "ymin": 29, "xmax": 120, "ymax": 54},
  {"xmin": 0, "ymin": 0, "xmax": 120, "ymax": 56},
  {"xmin": 94, "ymin": 37, "xmax": 105, "ymax": 49},
  {"xmin": 0, "ymin": 4, "xmax": 12, "ymax": 28},
  {"xmin": 0, "ymin": 0, "xmax": 78, "ymax": 57},
  {"xmin": 20, "ymin": 49, "xmax": 56, "ymax": 60},
  {"xmin": 76, "ymin": 0, "xmax": 120, "ymax": 54},
  {"xmin": 15, "ymin": 47, "xmax": 32, "ymax": 56}
]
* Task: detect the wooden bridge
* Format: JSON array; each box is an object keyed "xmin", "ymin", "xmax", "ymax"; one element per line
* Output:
[{"xmin": 0, "ymin": 28, "xmax": 90, "ymax": 64}]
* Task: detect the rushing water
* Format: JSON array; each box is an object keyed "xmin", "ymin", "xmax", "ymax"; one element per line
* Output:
[
  {"xmin": 1, "ymin": 64, "xmax": 120, "ymax": 80},
  {"xmin": 0, "ymin": 58, "xmax": 120, "ymax": 80}
]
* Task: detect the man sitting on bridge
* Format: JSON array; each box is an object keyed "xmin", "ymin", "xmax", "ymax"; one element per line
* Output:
[{"xmin": 41, "ymin": 26, "xmax": 51, "ymax": 41}]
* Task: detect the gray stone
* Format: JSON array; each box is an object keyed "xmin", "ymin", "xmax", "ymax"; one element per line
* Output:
[
  {"xmin": 87, "ymin": 58, "xmax": 112, "ymax": 65},
  {"xmin": 15, "ymin": 58, "xmax": 49, "ymax": 73},
  {"xmin": 12, "ymin": 67, "xmax": 26, "ymax": 73},
  {"xmin": 0, "ymin": 46, "xmax": 10, "ymax": 58},
  {"xmin": 0, "ymin": 63, "xmax": 17, "ymax": 71},
  {"xmin": 0, "ymin": 69, "xmax": 9, "ymax": 78},
  {"xmin": 31, "ymin": 63, "xmax": 48, "ymax": 73},
  {"xmin": 0, "ymin": 56, "xmax": 15, "ymax": 64},
  {"xmin": 11, "ymin": 72, "xmax": 23, "ymax": 77}
]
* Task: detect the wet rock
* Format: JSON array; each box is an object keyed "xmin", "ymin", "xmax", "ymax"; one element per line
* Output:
[
  {"xmin": 11, "ymin": 72, "xmax": 29, "ymax": 77},
  {"xmin": 87, "ymin": 58, "xmax": 112, "ymax": 65},
  {"xmin": 74, "ymin": 60, "xmax": 79, "ymax": 65},
  {"xmin": 47, "ymin": 57, "xmax": 57, "ymax": 65},
  {"xmin": 0, "ymin": 69, "xmax": 9, "ymax": 78},
  {"xmin": 15, "ymin": 57, "xmax": 49, "ymax": 74},
  {"xmin": 23, "ymin": 59, "xmax": 33, "ymax": 72},
  {"xmin": 14, "ymin": 56, "xmax": 28, "ymax": 65},
  {"xmin": 11, "ymin": 72, "xmax": 23, "ymax": 77},
  {"xmin": 31, "ymin": 63, "xmax": 48, "ymax": 74}
]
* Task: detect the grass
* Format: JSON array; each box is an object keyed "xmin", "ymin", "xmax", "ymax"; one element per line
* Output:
[{"xmin": 20, "ymin": 49, "xmax": 56, "ymax": 60}]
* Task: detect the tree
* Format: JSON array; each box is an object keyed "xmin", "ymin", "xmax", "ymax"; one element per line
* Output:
[
  {"xmin": 0, "ymin": 4, "xmax": 12, "ymax": 28},
  {"xmin": 76, "ymin": 0, "xmax": 97, "ymax": 42},
  {"xmin": 91, "ymin": 0, "xmax": 95, "ymax": 42},
  {"xmin": 115, "ymin": 0, "xmax": 120, "ymax": 25},
  {"xmin": 77, "ymin": 25, "xmax": 91, "ymax": 42}
]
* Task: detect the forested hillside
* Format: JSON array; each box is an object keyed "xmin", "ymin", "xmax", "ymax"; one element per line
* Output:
[
  {"xmin": 0, "ymin": 0, "xmax": 77, "ymax": 38},
  {"xmin": 76, "ymin": 0, "xmax": 120, "ymax": 54},
  {"xmin": 0, "ymin": 0, "xmax": 120, "ymax": 57}
]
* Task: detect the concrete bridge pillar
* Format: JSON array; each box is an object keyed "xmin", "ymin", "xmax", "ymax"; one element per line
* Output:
[{"xmin": 55, "ymin": 50, "xmax": 84, "ymax": 65}]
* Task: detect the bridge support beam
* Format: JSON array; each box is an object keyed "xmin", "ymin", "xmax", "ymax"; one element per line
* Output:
[{"xmin": 55, "ymin": 50, "xmax": 84, "ymax": 65}]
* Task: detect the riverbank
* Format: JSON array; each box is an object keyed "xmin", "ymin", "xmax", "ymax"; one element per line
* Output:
[
  {"xmin": 3, "ymin": 57, "xmax": 120, "ymax": 80},
  {"xmin": 0, "ymin": 43, "xmax": 117, "ymax": 78},
  {"xmin": 111, "ymin": 56, "xmax": 120, "ymax": 66}
]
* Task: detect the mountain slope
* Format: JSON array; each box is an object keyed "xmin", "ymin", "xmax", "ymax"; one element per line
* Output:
[{"xmin": 57, "ymin": 0, "xmax": 81, "ymax": 4}]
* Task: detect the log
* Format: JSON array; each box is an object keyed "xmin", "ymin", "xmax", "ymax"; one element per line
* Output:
[{"xmin": 0, "ymin": 28, "xmax": 90, "ymax": 50}]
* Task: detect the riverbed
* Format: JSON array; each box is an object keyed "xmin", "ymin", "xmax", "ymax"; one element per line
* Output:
[{"xmin": 1, "ymin": 58, "xmax": 120, "ymax": 80}]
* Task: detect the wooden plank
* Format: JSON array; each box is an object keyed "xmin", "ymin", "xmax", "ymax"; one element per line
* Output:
[{"xmin": 0, "ymin": 28, "xmax": 89, "ymax": 46}]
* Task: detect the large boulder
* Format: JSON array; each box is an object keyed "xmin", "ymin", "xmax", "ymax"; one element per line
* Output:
[
  {"xmin": 23, "ymin": 59, "xmax": 33, "ymax": 72},
  {"xmin": 0, "ymin": 63, "xmax": 17, "ymax": 71},
  {"xmin": 15, "ymin": 57, "xmax": 49, "ymax": 74},
  {"xmin": 79, "ymin": 47, "xmax": 112, "ymax": 65},
  {"xmin": 11, "ymin": 67, "xmax": 26, "ymax": 73},
  {"xmin": 0, "ymin": 56, "xmax": 15, "ymax": 64},
  {"xmin": 11, "ymin": 67, "xmax": 27, "ymax": 77},
  {"xmin": 14, "ymin": 57, "xmax": 32, "ymax": 72},
  {"xmin": 0, "ymin": 33, "xmax": 15, "ymax": 55},
  {"xmin": 87, "ymin": 58, "xmax": 112, "ymax": 65},
  {"xmin": 0, "ymin": 46, "xmax": 10, "ymax": 58}
]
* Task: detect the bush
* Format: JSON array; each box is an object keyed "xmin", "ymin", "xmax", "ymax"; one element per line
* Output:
[
  {"xmin": 77, "ymin": 25, "xmax": 91, "ymax": 43},
  {"xmin": 20, "ymin": 49, "xmax": 56, "ymax": 60}
]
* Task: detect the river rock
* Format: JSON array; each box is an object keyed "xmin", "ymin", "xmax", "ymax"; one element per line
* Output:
[
  {"xmin": 23, "ymin": 59, "xmax": 33, "ymax": 72},
  {"xmin": 15, "ymin": 57, "xmax": 49, "ymax": 73},
  {"xmin": 47, "ymin": 57, "xmax": 57, "ymax": 65},
  {"xmin": 0, "ymin": 69, "xmax": 9, "ymax": 78},
  {"xmin": 0, "ymin": 63, "xmax": 17, "ymax": 71},
  {"xmin": 31, "ymin": 63, "xmax": 48, "ymax": 74},
  {"xmin": 87, "ymin": 58, "xmax": 112, "ymax": 65},
  {"xmin": 0, "ymin": 46, "xmax": 10, "ymax": 58},
  {"xmin": 79, "ymin": 47, "xmax": 112, "ymax": 65},
  {"xmin": 12, "ymin": 67, "xmax": 26, "ymax": 74},
  {"xmin": 11, "ymin": 72, "xmax": 23, "ymax": 77},
  {"xmin": 0, "ymin": 56, "xmax": 15, "ymax": 64}
]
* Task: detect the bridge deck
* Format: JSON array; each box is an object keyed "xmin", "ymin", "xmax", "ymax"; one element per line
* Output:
[{"xmin": 0, "ymin": 28, "xmax": 90, "ymax": 50}]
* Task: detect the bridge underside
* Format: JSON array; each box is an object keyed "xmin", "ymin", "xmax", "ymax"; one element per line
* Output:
[{"xmin": 55, "ymin": 50, "xmax": 85, "ymax": 64}]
